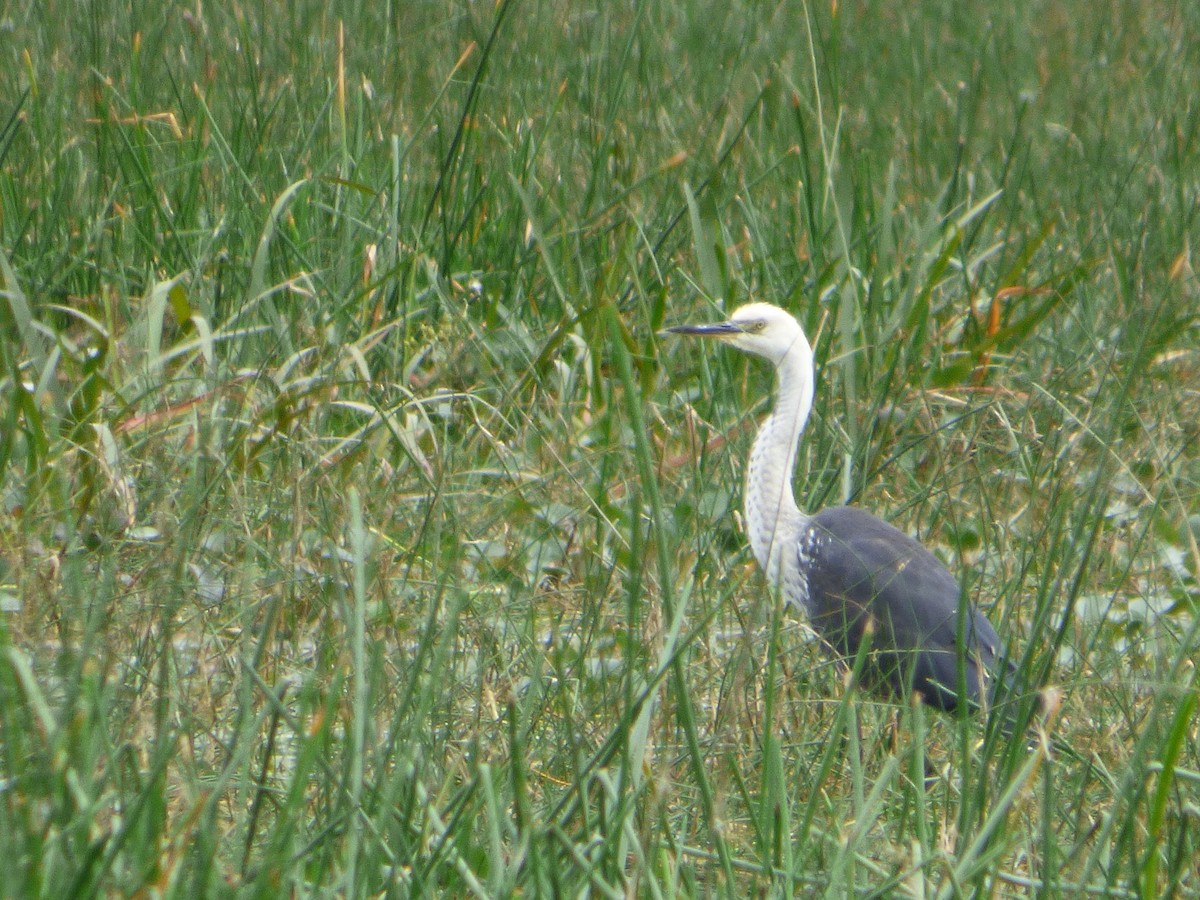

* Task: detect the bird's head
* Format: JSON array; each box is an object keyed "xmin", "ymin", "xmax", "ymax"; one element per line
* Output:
[{"xmin": 665, "ymin": 302, "xmax": 809, "ymax": 368}]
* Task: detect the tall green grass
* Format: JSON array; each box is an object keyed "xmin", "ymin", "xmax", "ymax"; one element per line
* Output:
[{"xmin": 2, "ymin": 0, "xmax": 1197, "ymax": 895}]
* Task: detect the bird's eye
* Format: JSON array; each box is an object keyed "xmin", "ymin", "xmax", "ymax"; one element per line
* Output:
[{"xmin": 748, "ymin": 320, "xmax": 766, "ymax": 332}]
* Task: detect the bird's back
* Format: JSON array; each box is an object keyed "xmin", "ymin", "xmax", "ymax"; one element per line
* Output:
[{"xmin": 799, "ymin": 506, "xmax": 1011, "ymax": 713}]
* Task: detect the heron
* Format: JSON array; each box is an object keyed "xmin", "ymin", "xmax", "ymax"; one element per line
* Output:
[{"xmin": 666, "ymin": 302, "xmax": 1025, "ymax": 723}]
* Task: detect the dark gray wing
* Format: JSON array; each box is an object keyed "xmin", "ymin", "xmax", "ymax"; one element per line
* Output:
[{"xmin": 804, "ymin": 506, "xmax": 1010, "ymax": 713}]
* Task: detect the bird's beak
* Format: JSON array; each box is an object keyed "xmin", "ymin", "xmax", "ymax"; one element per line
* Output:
[{"xmin": 661, "ymin": 320, "xmax": 743, "ymax": 338}]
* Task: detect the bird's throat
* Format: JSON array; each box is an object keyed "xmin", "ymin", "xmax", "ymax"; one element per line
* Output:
[{"xmin": 744, "ymin": 356, "xmax": 813, "ymax": 587}]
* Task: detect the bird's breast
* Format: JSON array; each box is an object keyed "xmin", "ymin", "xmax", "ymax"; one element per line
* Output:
[{"xmin": 785, "ymin": 523, "xmax": 826, "ymax": 613}]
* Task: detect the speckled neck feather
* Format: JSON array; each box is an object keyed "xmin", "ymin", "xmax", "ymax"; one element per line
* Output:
[{"xmin": 744, "ymin": 339, "xmax": 813, "ymax": 586}]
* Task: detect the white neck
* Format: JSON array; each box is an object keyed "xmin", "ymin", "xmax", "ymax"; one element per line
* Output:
[{"xmin": 744, "ymin": 348, "xmax": 813, "ymax": 586}]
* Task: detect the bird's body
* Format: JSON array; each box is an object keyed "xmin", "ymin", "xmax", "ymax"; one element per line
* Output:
[
  {"xmin": 800, "ymin": 506, "xmax": 1007, "ymax": 711},
  {"xmin": 668, "ymin": 302, "xmax": 1017, "ymax": 717}
]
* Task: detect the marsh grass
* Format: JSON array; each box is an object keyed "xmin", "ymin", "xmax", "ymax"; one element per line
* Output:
[{"xmin": 1, "ymin": 1, "xmax": 1198, "ymax": 896}]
